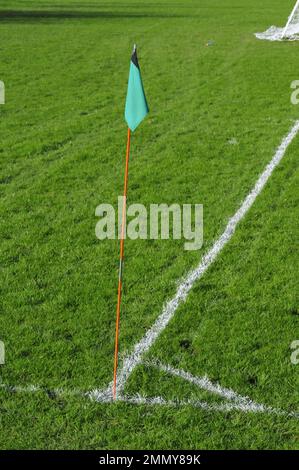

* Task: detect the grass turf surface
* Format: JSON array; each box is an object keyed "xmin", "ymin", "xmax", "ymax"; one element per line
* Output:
[{"xmin": 0, "ymin": 0, "xmax": 298, "ymax": 449}]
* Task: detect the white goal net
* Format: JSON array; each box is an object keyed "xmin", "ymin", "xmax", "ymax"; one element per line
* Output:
[{"xmin": 255, "ymin": 1, "xmax": 299, "ymax": 41}]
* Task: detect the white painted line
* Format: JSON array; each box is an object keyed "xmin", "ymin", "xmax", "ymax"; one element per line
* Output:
[
  {"xmin": 0, "ymin": 382, "xmax": 83, "ymax": 398},
  {"xmin": 147, "ymin": 360, "xmax": 299, "ymax": 416},
  {"xmin": 1, "ymin": 382, "xmax": 298, "ymax": 417},
  {"xmin": 105, "ymin": 120, "xmax": 299, "ymax": 396},
  {"xmin": 116, "ymin": 395, "xmax": 288, "ymax": 416},
  {"xmin": 0, "ymin": 383, "xmax": 41, "ymax": 393},
  {"xmin": 2, "ymin": 123, "xmax": 299, "ymax": 419},
  {"xmin": 88, "ymin": 389, "xmax": 298, "ymax": 417},
  {"xmin": 149, "ymin": 360, "xmax": 257, "ymax": 405}
]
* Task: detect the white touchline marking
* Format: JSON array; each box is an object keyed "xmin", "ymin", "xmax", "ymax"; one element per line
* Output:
[
  {"xmin": 2, "ymin": 382, "xmax": 297, "ymax": 417},
  {"xmin": 100, "ymin": 120, "xmax": 299, "ymax": 397},
  {"xmin": 113, "ymin": 395, "xmax": 290, "ymax": 416},
  {"xmin": 0, "ymin": 382, "xmax": 83, "ymax": 398}
]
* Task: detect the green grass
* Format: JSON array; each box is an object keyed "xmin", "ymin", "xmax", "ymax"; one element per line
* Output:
[{"xmin": 0, "ymin": 0, "xmax": 298, "ymax": 449}]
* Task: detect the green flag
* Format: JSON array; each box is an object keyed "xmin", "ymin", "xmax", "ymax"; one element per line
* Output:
[{"xmin": 125, "ymin": 46, "xmax": 149, "ymax": 131}]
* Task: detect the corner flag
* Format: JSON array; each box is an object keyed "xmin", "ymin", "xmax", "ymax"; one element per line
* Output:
[
  {"xmin": 113, "ymin": 45, "xmax": 149, "ymax": 400},
  {"xmin": 125, "ymin": 45, "xmax": 149, "ymax": 131}
]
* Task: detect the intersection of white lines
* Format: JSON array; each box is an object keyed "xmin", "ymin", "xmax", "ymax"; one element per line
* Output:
[{"xmin": 1, "ymin": 121, "xmax": 299, "ymax": 417}]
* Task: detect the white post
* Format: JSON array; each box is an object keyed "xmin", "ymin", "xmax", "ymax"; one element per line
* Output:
[{"xmin": 282, "ymin": 0, "xmax": 299, "ymax": 38}]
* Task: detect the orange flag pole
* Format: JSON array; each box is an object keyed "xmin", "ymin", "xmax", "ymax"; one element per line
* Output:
[{"xmin": 113, "ymin": 127, "xmax": 131, "ymax": 400}]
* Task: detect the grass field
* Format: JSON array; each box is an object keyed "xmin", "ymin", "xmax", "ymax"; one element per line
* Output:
[{"xmin": 0, "ymin": 0, "xmax": 298, "ymax": 449}]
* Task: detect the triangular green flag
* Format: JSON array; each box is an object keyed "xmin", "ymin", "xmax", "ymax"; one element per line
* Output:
[{"xmin": 125, "ymin": 46, "xmax": 149, "ymax": 132}]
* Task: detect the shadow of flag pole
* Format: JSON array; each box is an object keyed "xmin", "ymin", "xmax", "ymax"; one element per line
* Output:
[{"xmin": 113, "ymin": 45, "xmax": 149, "ymax": 400}]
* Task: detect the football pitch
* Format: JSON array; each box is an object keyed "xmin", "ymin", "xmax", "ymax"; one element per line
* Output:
[{"xmin": 0, "ymin": 0, "xmax": 298, "ymax": 450}]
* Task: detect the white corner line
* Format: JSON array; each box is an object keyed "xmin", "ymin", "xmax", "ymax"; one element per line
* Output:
[
  {"xmin": 1, "ymin": 122, "xmax": 299, "ymax": 418},
  {"xmin": 147, "ymin": 360, "xmax": 289, "ymax": 415},
  {"xmin": 0, "ymin": 382, "xmax": 83, "ymax": 398},
  {"xmin": 105, "ymin": 120, "xmax": 299, "ymax": 396},
  {"xmin": 148, "ymin": 360, "xmax": 257, "ymax": 405},
  {"xmin": 1, "ymin": 382, "xmax": 298, "ymax": 418},
  {"xmin": 112, "ymin": 395, "xmax": 292, "ymax": 416},
  {"xmin": 85, "ymin": 389, "xmax": 298, "ymax": 418}
]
